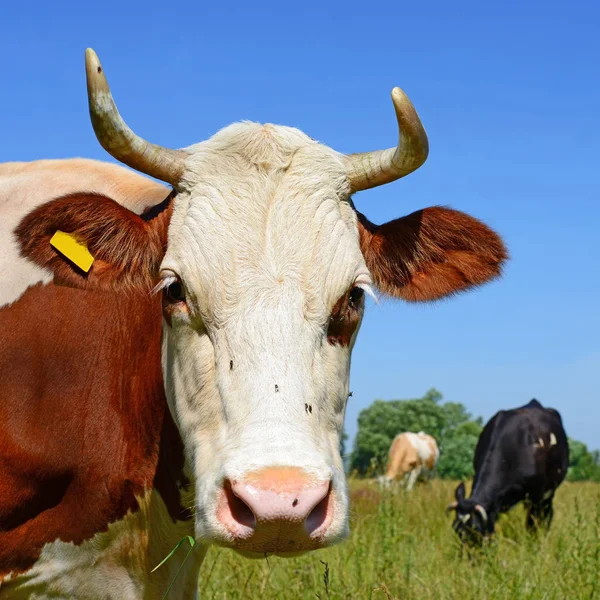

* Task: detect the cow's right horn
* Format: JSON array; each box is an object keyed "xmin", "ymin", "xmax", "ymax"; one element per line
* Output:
[
  {"xmin": 344, "ymin": 87, "xmax": 429, "ymax": 193},
  {"xmin": 85, "ymin": 48, "xmax": 187, "ymax": 187},
  {"xmin": 446, "ymin": 501, "xmax": 458, "ymax": 513}
]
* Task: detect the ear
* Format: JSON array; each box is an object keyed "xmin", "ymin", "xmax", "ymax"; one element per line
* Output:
[
  {"xmin": 455, "ymin": 481, "xmax": 466, "ymax": 502},
  {"xmin": 15, "ymin": 192, "xmax": 173, "ymax": 292},
  {"xmin": 357, "ymin": 206, "xmax": 507, "ymax": 302}
]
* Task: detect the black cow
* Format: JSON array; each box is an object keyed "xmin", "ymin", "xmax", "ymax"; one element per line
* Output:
[{"xmin": 447, "ymin": 399, "xmax": 569, "ymax": 543}]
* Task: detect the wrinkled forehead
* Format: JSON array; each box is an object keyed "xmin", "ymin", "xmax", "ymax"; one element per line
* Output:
[{"xmin": 162, "ymin": 122, "xmax": 367, "ymax": 319}]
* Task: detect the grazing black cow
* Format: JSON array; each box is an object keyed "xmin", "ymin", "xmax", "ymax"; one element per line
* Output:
[{"xmin": 447, "ymin": 399, "xmax": 569, "ymax": 543}]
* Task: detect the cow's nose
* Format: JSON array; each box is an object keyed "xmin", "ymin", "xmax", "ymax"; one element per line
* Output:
[{"xmin": 216, "ymin": 467, "xmax": 334, "ymax": 551}]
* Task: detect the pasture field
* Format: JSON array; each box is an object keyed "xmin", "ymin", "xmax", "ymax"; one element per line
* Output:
[{"xmin": 198, "ymin": 479, "xmax": 600, "ymax": 599}]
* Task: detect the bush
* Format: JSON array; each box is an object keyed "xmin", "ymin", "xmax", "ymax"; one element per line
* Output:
[{"xmin": 568, "ymin": 438, "xmax": 600, "ymax": 482}]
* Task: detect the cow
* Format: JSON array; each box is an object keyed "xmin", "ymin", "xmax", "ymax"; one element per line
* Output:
[
  {"xmin": 379, "ymin": 432, "xmax": 439, "ymax": 490},
  {"xmin": 447, "ymin": 399, "xmax": 569, "ymax": 545},
  {"xmin": 0, "ymin": 48, "xmax": 507, "ymax": 598}
]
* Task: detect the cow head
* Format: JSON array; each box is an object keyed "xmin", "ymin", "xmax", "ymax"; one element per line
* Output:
[
  {"xmin": 447, "ymin": 482, "xmax": 493, "ymax": 544},
  {"xmin": 17, "ymin": 49, "xmax": 507, "ymax": 556}
]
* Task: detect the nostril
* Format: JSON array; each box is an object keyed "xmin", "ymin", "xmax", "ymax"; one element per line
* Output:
[
  {"xmin": 305, "ymin": 483, "xmax": 332, "ymax": 536},
  {"xmin": 222, "ymin": 471, "xmax": 335, "ymax": 545},
  {"xmin": 224, "ymin": 479, "xmax": 256, "ymax": 529}
]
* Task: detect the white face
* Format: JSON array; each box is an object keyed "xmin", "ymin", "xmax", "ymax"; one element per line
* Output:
[{"xmin": 158, "ymin": 123, "xmax": 370, "ymax": 555}]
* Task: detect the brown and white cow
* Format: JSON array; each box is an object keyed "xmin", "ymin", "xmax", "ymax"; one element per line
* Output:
[
  {"xmin": 380, "ymin": 432, "xmax": 440, "ymax": 491},
  {"xmin": 0, "ymin": 48, "xmax": 507, "ymax": 598}
]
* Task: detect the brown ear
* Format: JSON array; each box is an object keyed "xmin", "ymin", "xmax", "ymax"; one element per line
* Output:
[
  {"xmin": 15, "ymin": 192, "xmax": 173, "ymax": 292},
  {"xmin": 357, "ymin": 206, "xmax": 507, "ymax": 302}
]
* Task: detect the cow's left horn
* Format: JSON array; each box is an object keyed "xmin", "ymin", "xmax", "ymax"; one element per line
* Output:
[
  {"xmin": 344, "ymin": 87, "xmax": 429, "ymax": 193},
  {"xmin": 85, "ymin": 48, "xmax": 187, "ymax": 186},
  {"xmin": 474, "ymin": 504, "xmax": 488, "ymax": 523}
]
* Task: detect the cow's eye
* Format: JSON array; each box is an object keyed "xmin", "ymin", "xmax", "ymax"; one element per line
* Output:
[
  {"xmin": 349, "ymin": 286, "xmax": 364, "ymax": 307},
  {"xmin": 164, "ymin": 280, "xmax": 186, "ymax": 304}
]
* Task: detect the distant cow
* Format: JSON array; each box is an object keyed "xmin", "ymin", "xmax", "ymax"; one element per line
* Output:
[
  {"xmin": 380, "ymin": 432, "xmax": 439, "ymax": 490},
  {"xmin": 447, "ymin": 399, "xmax": 569, "ymax": 543}
]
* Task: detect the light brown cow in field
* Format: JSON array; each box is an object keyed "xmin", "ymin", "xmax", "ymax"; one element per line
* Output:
[{"xmin": 380, "ymin": 432, "xmax": 440, "ymax": 490}]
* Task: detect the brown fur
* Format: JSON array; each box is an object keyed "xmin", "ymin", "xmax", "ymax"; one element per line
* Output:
[
  {"xmin": 15, "ymin": 191, "xmax": 174, "ymax": 293},
  {"xmin": 384, "ymin": 432, "xmax": 439, "ymax": 481},
  {"xmin": 0, "ymin": 282, "xmax": 189, "ymax": 577},
  {"xmin": 357, "ymin": 206, "xmax": 508, "ymax": 302},
  {"xmin": 385, "ymin": 435, "xmax": 419, "ymax": 480},
  {"xmin": 327, "ymin": 288, "xmax": 363, "ymax": 347},
  {"xmin": 423, "ymin": 436, "xmax": 439, "ymax": 470}
]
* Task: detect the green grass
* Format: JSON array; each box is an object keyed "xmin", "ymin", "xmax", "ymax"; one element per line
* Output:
[{"xmin": 198, "ymin": 480, "xmax": 600, "ymax": 599}]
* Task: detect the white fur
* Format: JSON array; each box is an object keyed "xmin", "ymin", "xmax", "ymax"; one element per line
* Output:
[
  {"xmin": 162, "ymin": 122, "xmax": 364, "ymax": 548},
  {"xmin": 0, "ymin": 490, "xmax": 203, "ymax": 599},
  {"xmin": 411, "ymin": 432, "xmax": 439, "ymax": 465},
  {"xmin": 404, "ymin": 432, "xmax": 438, "ymax": 491}
]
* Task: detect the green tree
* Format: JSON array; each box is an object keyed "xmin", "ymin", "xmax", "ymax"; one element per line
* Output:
[
  {"xmin": 567, "ymin": 439, "xmax": 600, "ymax": 482},
  {"xmin": 436, "ymin": 420, "xmax": 482, "ymax": 479}
]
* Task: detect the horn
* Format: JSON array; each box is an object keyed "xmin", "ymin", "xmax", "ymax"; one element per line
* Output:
[
  {"xmin": 446, "ymin": 501, "xmax": 458, "ymax": 513},
  {"xmin": 344, "ymin": 87, "xmax": 429, "ymax": 193},
  {"xmin": 474, "ymin": 504, "xmax": 488, "ymax": 523},
  {"xmin": 85, "ymin": 48, "xmax": 187, "ymax": 186}
]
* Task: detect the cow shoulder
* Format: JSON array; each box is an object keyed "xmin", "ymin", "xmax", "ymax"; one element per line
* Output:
[
  {"xmin": 543, "ymin": 407, "xmax": 565, "ymax": 426},
  {"xmin": 0, "ymin": 281, "xmax": 189, "ymax": 579}
]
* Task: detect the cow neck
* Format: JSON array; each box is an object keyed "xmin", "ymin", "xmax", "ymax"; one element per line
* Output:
[
  {"xmin": 0, "ymin": 280, "xmax": 199, "ymax": 591},
  {"xmin": 469, "ymin": 481, "xmax": 526, "ymax": 524}
]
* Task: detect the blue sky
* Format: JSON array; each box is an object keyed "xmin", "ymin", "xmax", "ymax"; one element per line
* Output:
[{"xmin": 2, "ymin": 1, "xmax": 598, "ymax": 451}]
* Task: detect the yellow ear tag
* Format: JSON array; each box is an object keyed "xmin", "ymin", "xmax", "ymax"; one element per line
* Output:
[{"xmin": 50, "ymin": 231, "xmax": 95, "ymax": 273}]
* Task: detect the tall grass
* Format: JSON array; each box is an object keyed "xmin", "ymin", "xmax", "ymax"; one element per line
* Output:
[{"xmin": 198, "ymin": 480, "xmax": 600, "ymax": 599}]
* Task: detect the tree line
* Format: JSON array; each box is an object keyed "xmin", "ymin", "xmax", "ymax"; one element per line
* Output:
[{"xmin": 348, "ymin": 389, "xmax": 600, "ymax": 482}]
